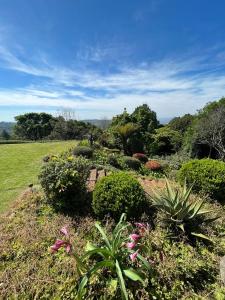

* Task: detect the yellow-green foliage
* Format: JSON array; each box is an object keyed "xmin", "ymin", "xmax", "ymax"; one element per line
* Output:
[
  {"xmin": 92, "ymin": 172, "xmax": 147, "ymax": 219},
  {"xmin": 178, "ymin": 159, "xmax": 225, "ymax": 202}
]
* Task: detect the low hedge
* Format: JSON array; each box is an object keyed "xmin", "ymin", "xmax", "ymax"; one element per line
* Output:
[
  {"xmin": 177, "ymin": 158, "xmax": 225, "ymax": 202},
  {"xmin": 122, "ymin": 156, "xmax": 141, "ymax": 171},
  {"xmin": 73, "ymin": 146, "xmax": 93, "ymax": 158}
]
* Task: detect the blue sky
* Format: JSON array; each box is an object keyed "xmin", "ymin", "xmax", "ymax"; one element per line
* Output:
[{"xmin": 0, "ymin": 0, "xmax": 225, "ymax": 121}]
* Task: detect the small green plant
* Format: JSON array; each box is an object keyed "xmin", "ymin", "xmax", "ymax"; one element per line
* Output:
[
  {"xmin": 39, "ymin": 155, "xmax": 91, "ymax": 210},
  {"xmin": 122, "ymin": 156, "xmax": 141, "ymax": 171},
  {"xmin": 50, "ymin": 215, "xmax": 151, "ymax": 300},
  {"xmin": 177, "ymin": 159, "xmax": 225, "ymax": 202},
  {"xmin": 73, "ymin": 146, "xmax": 93, "ymax": 158},
  {"xmin": 92, "ymin": 172, "xmax": 147, "ymax": 219},
  {"xmin": 151, "ymin": 179, "xmax": 213, "ymax": 236}
]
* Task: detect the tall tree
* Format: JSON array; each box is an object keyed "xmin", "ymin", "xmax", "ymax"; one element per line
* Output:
[
  {"xmin": 14, "ymin": 113, "xmax": 55, "ymax": 140},
  {"xmin": 131, "ymin": 104, "xmax": 159, "ymax": 133}
]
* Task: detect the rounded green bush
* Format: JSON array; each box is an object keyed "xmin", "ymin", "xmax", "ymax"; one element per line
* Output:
[
  {"xmin": 92, "ymin": 172, "xmax": 147, "ymax": 219},
  {"xmin": 122, "ymin": 156, "xmax": 141, "ymax": 171},
  {"xmin": 73, "ymin": 146, "xmax": 93, "ymax": 158},
  {"xmin": 177, "ymin": 158, "xmax": 225, "ymax": 202},
  {"xmin": 39, "ymin": 155, "xmax": 91, "ymax": 210}
]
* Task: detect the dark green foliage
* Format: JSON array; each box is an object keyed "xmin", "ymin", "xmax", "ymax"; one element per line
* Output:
[
  {"xmin": 131, "ymin": 104, "xmax": 159, "ymax": 133},
  {"xmin": 168, "ymin": 114, "xmax": 194, "ymax": 133},
  {"xmin": 39, "ymin": 155, "xmax": 91, "ymax": 210},
  {"xmin": 107, "ymin": 153, "xmax": 121, "ymax": 168},
  {"xmin": 0, "ymin": 129, "xmax": 10, "ymax": 140},
  {"xmin": 178, "ymin": 159, "xmax": 225, "ymax": 201},
  {"xmin": 109, "ymin": 105, "xmax": 159, "ymax": 155},
  {"xmin": 92, "ymin": 172, "xmax": 147, "ymax": 219},
  {"xmin": 132, "ymin": 153, "xmax": 148, "ymax": 163},
  {"xmin": 49, "ymin": 116, "xmax": 102, "ymax": 141},
  {"xmin": 148, "ymin": 126, "xmax": 182, "ymax": 155},
  {"xmin": 73, "ymin": 146, "xmax": 93, "ymax": 158},
  {"xmin": 122, "ymin": 156, "xmax": 141, "ymax": 170},
  {"xmin": 114, "ymin": 122, "xmax": 142, "ymax": 155},
  {"xmin": 14, "ymin": 112, "xmax": 55, "ymax": 140}
]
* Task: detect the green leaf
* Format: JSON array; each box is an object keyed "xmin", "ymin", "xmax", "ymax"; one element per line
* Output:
[
  {"xmin": 85, "ymin": 241, "xmax": 97, "ymax": 252},
  {"xmin": 82, "ymin": 247, "xmax": 111, "ymax": 260},
  {"xmin": 116, "ymin": 260, "xmax": 128, "ymax": 300},
  {"xmin": 191, "ymin": 232, "xmax": 213, "ymax": 242},
  {"xmin": 95, "ymin": 222, "xmax": 112, "ymax": 251},
  {"xmin": 123, "ymin": 269, "xmax": 145, "ymax": 285},
  {"xmin": 77, "ymin": 275, "xmax": 88, "ymax": 300},
  {"xmin": 136, "ymin": 253, "xmax": 151, "ymax": 271},
  {"xmin": 107, "ymin": 278, "xmax": 118, "ymax": 295}
]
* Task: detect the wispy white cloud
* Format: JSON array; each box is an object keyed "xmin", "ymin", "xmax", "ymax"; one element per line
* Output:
[{"xmin": 0, "ymin": 39, "xmax": 225, "ymax": 119}]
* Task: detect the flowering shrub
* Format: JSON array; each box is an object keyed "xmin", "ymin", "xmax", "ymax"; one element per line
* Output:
[
  {"xmin": 39, "ymin": 155, "xmax": 91, "ymax": 210},
  {"xmin": 132, "ymin": 153, "xmax": 148, "ymax": 163},
  {"xmin": 145, "ymin": 160, "xmax": 162, "ymax": 171},
  {"xmin": 92, "ymin": 172, "xmax": 147, "ymax": 219},
  {"xmin": 50, "ymin": 214, "xmax": 151, "ymax": 300}
]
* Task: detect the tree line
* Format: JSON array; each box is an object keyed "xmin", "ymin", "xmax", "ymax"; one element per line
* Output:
[{"xmin": 1, "ymin": 96, "xmax": 225, "ymax": 160}]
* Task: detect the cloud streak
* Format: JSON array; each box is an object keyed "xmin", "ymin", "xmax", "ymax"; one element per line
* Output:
[{"xmin": 0, "ymin": 41, "xmax": 225, "ymax": 119}]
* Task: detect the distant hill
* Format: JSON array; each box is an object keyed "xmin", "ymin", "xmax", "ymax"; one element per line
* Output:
[
  {"xmin": 83, "ymin": 117, "xmax": 172, "ymax": 128},
  {"xmin": 83, "ymin": 119, "xmax": 111, "ymax": 129}
]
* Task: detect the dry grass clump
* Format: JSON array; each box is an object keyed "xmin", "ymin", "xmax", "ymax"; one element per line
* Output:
[{"xmin": 0, "ymin": 190, "xmax": 95, "ymax": 299}]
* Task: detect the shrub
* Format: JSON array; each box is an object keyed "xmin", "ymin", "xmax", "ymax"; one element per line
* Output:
[
  {"xmin": 145, "ymin": 160, "xmax": 162, "ymax": 171},
  {"xmin": 73, "ymin": 146, "xmax": 93, "ymax": 158},
  {"xmin": 92, "ymin": 172, "xmax": 147, "ymax": 219},
  {"xmin": 122, "ymin": 156, "xmax": 141, "ymax": 170},
  {"xmin": 177, "ymin": 159, "xmax": 225, "ymax": 202},
  {"xmin": 132, "ymin": 153, "xmax": 148, "ymax": 163},
  {"xmin": 39, "ymin": 155, "xmax": 91, "ymax": 210},
  {"xmin": 151, "ymin": 179, "xmax": 213, "ymax": 236},
  {"xmin": 107, "ymin": 153, "xmax": 121, "ymax": 168}
]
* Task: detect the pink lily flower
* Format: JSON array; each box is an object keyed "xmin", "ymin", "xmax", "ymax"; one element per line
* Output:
[
  {"xmin": 130, "ymin": 233, "xmax": 141, "ymax": 242},
  {"xmin": 50, "ymin": 239, "xmax": 72, "ymax": 254},
  {"xmin": 60, "ymin": 226, "xmax": 69, "ymax": 236},
  {"xmin": 50, "ymin": 239, "xmax": 66, "ymax": 252},
  {"xmin": 130, "ymin": 250, "xmax": 138, "ymax": 262},
  {"xmin": 126, "ymin": 241, "xmax": 136, "ymax": 250}
]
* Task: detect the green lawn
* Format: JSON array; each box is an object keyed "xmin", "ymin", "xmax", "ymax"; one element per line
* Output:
[{"xmin": 0, "ymin": 141, "xmax": 77, "ymax": 213}]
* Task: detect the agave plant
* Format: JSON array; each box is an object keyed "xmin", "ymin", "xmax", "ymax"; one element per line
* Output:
[
  {"xmin": 151, "ymin": 179, "xmax": 213, "ymax": 234},
  {"xmin": 77, "ymin": 214, "xmax": 151, "ymax": 300}
]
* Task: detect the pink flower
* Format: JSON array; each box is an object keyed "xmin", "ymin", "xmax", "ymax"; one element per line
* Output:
[
  {"xmin": 50, "ymin": 239, "xmax": 72, "ymax": 254},
  {"xmin": 130, "ymin": 233, "xmax": 141, "ymax": 242},
  {"xmin": 50, "ymin": 239, "xmax": 66, "ymax": 252},
  {"xmin": 135, "ymin": 222, "xmax": 146, "ymax": 228},
  {"xmin": 60, "ymin": 226, "xmax": 69, "ymax": 237},
  {"xmin": 130, "ymin": 250, "xmax": 138, "ymax": 262},
  {"xmin": 66, "ymin": 243, "xmax": 72, "ymax": 253},
  {"xmin": 126, "ymin": 242, "xmax": 136, "ymax": 250}
]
